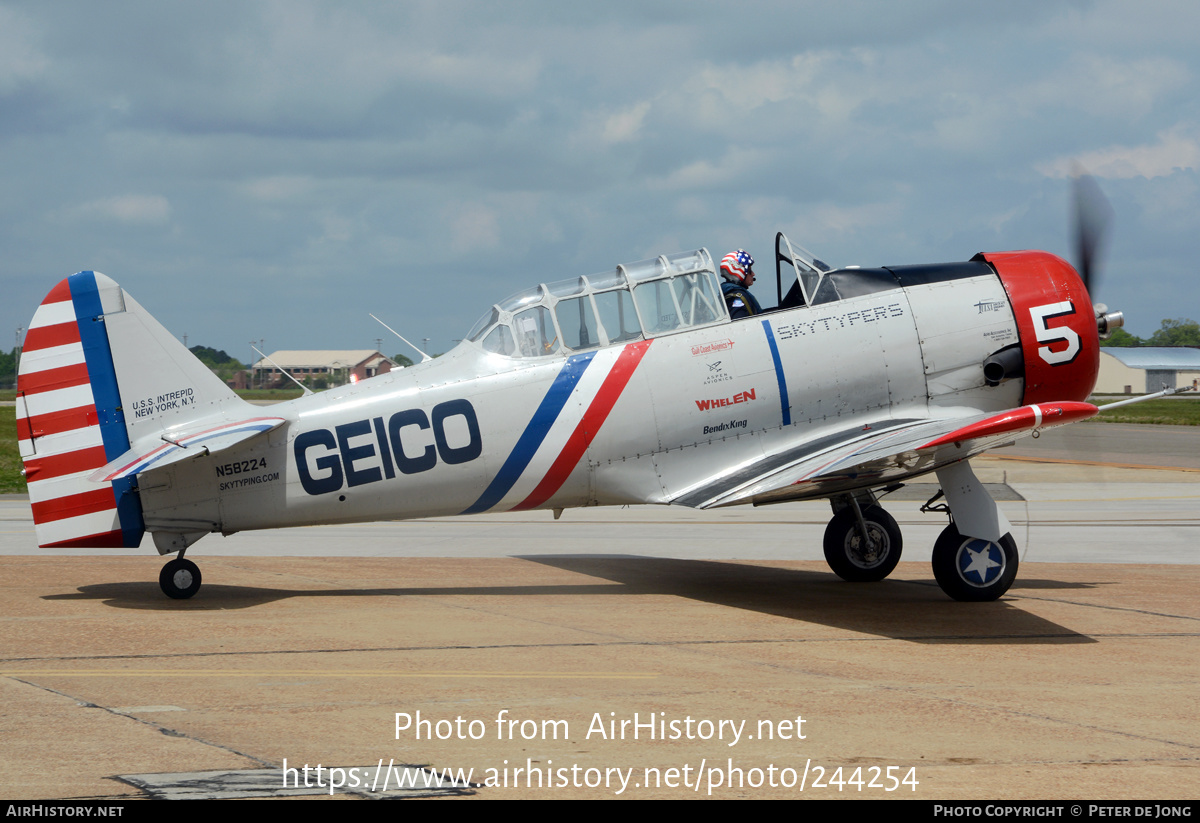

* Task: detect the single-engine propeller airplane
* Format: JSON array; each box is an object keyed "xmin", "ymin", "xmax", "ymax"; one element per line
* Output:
[{"xmin": 17, "ymin": 179, "xmax": 1187, "ymax": 601}]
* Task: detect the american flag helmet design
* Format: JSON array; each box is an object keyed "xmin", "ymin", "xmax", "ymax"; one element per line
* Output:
[{"xmin": 720, "ymin": 249, "xmax": 754, "ymax": 283}]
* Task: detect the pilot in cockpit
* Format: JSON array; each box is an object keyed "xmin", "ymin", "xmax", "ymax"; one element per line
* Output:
[
  {"xmin": 720, "ymin": 249, "xmax": 762, "ymax": 320},
  {"xmin": 514, "ymin": 305, "xmax": 560, "ymax": 357}
]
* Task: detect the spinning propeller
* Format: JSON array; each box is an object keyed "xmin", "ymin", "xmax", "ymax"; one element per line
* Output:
[{"xmin": 1071, "ymin": 167, "xmax": 1123, "ymax": 338}]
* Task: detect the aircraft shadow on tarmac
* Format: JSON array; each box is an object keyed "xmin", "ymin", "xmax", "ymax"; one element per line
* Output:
[
  {"xmin": 45, "ymin": 556, "xmax": 1096, "ymax": 645},
  {"xmin": 521, "ymin": 556, "xmax": 1097, "ymax": 645}
]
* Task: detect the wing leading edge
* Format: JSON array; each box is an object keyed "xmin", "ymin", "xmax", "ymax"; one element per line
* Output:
[{"xmin": 675, "ymin": 401, "xmax": 1098, "ymax": 509}]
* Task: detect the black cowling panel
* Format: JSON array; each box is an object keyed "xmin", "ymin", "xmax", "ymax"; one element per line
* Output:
[
  {"xmin": 886, "ymin": 260, "xmax": 995, "ymax": 287},
  {"xmin": 824, "ymin": 268, "xmax": 901, "ymax": 300}
]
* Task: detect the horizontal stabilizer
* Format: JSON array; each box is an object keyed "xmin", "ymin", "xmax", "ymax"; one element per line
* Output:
[{"xmin": 91, "ymin": 415, "xmax": 287, "ymax": 482}]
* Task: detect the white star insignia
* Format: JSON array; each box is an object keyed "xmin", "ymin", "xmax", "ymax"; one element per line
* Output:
[{"xmin": 962, "ymin": 544, "xmax": 1001, "ymax": 583}]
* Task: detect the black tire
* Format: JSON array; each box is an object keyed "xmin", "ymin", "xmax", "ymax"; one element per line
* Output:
[
  {"xmin": 931, "ymin": 523, "xmax": 1018, "ymax": 602},
  {"xmin": 823, "ymin": 506, "xmax": 903, "ymax": 582},
  {"xmin": 159, "ymin": 558, "xmax": 202, "ymax": 600}
]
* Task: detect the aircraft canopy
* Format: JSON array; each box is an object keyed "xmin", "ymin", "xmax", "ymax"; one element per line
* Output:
[{"xmin": 467, "ymin": 249, "xmax": 727, "ymax": 358}]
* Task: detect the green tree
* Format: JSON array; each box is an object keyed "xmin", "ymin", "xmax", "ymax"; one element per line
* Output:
[
  {"xmin": 190, "ymin": 345, "xmax": 247, "ymax": 382},
  {"xmin": 1147, "ymin": 318, "xmax": 1200, "ymax": 348},
  {"xmin": 0, "ymin": 347, "xmax": 16, "ymax": 388},
  {"xmin": 190, "ymin": 345, "xmax": 245, "ymax": 368},
  {"xmin": 391, "ymin": 353, "xmax": 415, "ymax": 368},
  {"xmin": 1100, "ymin": 327, "xmax": 1143, "ymax": 347}
]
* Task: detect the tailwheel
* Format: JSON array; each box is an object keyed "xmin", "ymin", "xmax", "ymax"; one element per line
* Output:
[
  {"xmin": 931, "ymin": 523, "xmax": 1018, "ymax": 602},
  {"xmin": 823, "ymin": 505, "xmax": 902, "ymax": 582},
  {"xmin": 159, "ymin": 558, "xmax": 202, "ymax": 600}
]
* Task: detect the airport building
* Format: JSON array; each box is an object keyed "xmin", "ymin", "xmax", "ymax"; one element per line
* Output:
[
  {"xmin": 1095, "ymin": 347, "xmax": 1200, "ymax": 394},
  {"xmin": 251, "ymin": 350, "xmax": 400, "ymax": 388}
]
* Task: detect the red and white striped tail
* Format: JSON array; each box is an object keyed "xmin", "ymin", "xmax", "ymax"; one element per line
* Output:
[{"xmin": 18, "ymin": 273, "xmax": 144, "ymax": 548}]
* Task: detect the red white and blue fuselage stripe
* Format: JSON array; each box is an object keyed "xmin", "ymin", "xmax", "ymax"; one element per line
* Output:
[
  {"xmin": 462, "ymin": 339, "xmax": 652, "ymax": 514},
  {"xmin": 18, "ymin": 272, "xmax": 144, "ymax": 548}
]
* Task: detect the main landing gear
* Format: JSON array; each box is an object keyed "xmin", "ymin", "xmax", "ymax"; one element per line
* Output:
[
  {"xmin": 821, "ymin": 486, "xmax": 1017, "ymax": 602},
  {"xmin": 822, "ymin": 500, "xmax": 902, "ymax": 582},
  {"xmin": 930, "ymin": 523, "xmax": 1018, "ymax": 602}
]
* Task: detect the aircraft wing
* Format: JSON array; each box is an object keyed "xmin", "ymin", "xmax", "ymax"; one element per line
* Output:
[
  {"xmin": 675, "ymin": 401, "xmax": 1097, "ymax": 509},
  {"xmin": 88, "ymin": 415, "xmax": 288, "ymax": 482}
]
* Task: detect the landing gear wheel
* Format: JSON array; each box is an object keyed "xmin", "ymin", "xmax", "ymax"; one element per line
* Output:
[
  {"xmin": 159, "ymin": 558, "xmax": 202, "ymax": 600},
  {"xmin": 931, "ymin": 523, "xmax": 1018, "ymax": 602},
  {"xmin": 823, "ymin": 506, "xmax": 902, "ymax": 582}
]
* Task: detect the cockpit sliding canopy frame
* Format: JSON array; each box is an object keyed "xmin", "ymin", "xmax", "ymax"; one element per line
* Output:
[{"xmin": 467, "ymin": 249, "xmax": 727, "ymax": 358}]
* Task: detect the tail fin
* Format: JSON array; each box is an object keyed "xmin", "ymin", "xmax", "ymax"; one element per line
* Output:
[{"xmin": 17, "ymin": 271, "xmax": 250, "ymax": 548}]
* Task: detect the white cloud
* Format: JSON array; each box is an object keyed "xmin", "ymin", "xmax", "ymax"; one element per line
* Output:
[
  {"xmin": 450, "ymin": 203, "xmax": 501, "ymax": 252},
  {"xmin": 0, "ymin": 7, "xmax": 49, "ymax": 93},
  {"xmin": 6, "ymin": 4, "xmax": 1200, "ymax": 350},
  {"xmin": 1040, "ymin": 128, "xmax": 1200, "ymax": 179},
  {"xmin": 602, "ymin": 100, "xmax": 650, "ymax": 143},
  {"xmin": 73, "ymin": 195, "xmax": 172, "ymax": 225},
  {"xmin": 783, "ymin": 200, "xmax": 906, "ymax": 247},
  {"xmin": 241, "ymin": 176, "xmax": 315, "ymax": 201},
  {"xmin": 683, "ymin": 51, "xmax": 873, "ymax": 132},
  {"xmin": 672, "ymin": 196, "xmax": 711, "ymax": 222},
  {"xmin": 654, "ymin": 147, "xmax": 764, "ymax": 191},
  {"xmin": 318, "ymin": 213, "xmax": 352, "ymax": 244},
  {"xmin": 1022, "ymin": 53, "xmax": 1190, "ymax": 121},
  {"xmin": 209, "ymin": 2, "xmax": 542, "ymax": 130}
]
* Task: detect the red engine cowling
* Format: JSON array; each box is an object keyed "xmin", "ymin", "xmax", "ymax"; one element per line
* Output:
[{"xmin": 982, "ymin": 251, "xmax": 1100, "ymax": 404}]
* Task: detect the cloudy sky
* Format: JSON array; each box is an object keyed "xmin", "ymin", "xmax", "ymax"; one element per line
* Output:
[{"xmin": 3, "ymin": 1, "xmax": 1198, "ymax": 361}]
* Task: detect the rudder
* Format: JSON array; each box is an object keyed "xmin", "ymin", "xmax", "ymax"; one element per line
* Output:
[{"xmin": 18, "ymin": 271, "xmax": 248, "ymax": 548}]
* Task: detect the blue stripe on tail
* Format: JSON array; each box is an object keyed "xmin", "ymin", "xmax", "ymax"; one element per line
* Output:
[{"xmin": 69, "ymin": 271, "xmax": 145, "ymax": 546}]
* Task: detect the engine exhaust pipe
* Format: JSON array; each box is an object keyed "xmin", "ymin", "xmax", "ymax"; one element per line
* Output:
[{"xmin": 982, "ymin": 346, "xmax": 1024, "ymax": 387}]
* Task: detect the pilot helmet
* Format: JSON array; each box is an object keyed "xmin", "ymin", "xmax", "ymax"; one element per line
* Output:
[{"xmin": 720, "ymin": 249, "xmax": 754, "ymax": 283}]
